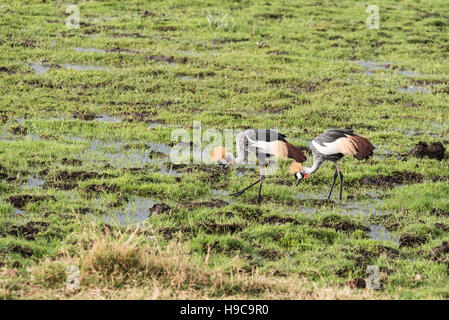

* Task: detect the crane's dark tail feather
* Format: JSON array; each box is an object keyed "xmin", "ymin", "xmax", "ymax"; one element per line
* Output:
[
  {"xmin": 349, "ymin": 135, "xmax": 375, "ymax": 160},
  {"xmin": 284, "ymin": 141, "xmax": 307, "ymax": 163}
]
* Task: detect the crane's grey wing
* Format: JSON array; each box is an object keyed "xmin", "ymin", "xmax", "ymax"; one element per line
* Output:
[
  {"xmin": 314, "ymin": 129, "xmax": 355, "ymax": 146},
  {"xmin": 313, "ymin": 129, "xmax": 373, "ymax": 160}
]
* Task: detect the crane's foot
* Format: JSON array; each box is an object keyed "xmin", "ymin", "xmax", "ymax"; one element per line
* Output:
[
  {"xmin": 230, "ymin": 190, "xmax": 245, "ymax": 197},
  {"xmin": 230, "ymin": 178, "xmax": 262, "ymax": 198}
]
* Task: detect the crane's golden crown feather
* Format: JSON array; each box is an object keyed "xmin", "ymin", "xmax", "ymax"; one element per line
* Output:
[
  {"xmin": 289, "ymin": 161, "xmax": 303, "ymax": 175},
  {"xmin": 210, "ymin": 146, "xmax": 226, "ymax": 161}
]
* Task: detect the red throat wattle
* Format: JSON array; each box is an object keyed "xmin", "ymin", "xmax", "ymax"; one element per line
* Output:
[{"xmin": 304, "ymin": 174, "xmax": 309, "ymax": 180}]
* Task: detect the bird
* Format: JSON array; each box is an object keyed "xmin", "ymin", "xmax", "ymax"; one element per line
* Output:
[
  {"xmin": 293, "ymin": 129, "xmax": 375, "ymax": 201},
  {"xmin": 210, "ymin": 129, "xmax": 307, "ymax": 204}
]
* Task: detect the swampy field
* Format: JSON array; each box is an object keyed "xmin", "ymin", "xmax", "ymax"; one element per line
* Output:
[{"xmin": 0, "ymin": 0, "xmax": 449, "ymax": 300}]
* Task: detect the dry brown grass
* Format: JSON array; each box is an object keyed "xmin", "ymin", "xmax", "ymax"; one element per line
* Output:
[{"xmin": 0, "ymin": 222, "xmax": 391, "ymax": 300}]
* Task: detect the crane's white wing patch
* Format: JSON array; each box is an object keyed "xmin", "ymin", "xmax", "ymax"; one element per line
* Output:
[
  {"xmin": 247, "ymin": 137, "xmax": 271, "ymax": 153},
  {"xmin": 312, "ymin": 139, "xmax": 345, "ymax": 155},
  {"xmin": 246, "ymin": 137, "xmax": 288, "ymax": 159}
]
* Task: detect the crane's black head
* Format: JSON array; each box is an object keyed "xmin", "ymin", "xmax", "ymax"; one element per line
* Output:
[
  {"xmin": 210, "ymin": 147, "xmax": 231, "ymax": 167},
  {"xmin": 295, "ymin": 171, "xmax": 309, "ymax": 181}
]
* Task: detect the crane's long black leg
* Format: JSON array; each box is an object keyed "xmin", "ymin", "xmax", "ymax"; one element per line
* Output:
[
  {"xmin": 230, "ymin": 178, "xmax": 261, "ymax": 197},
  {"xmin": 326, "ymin": 165, "xmax": 339, "ymax": 200},
  {"xmin": 339, "ymin": 170, "xmax": 344, "ymax": 201},
  {"xmin": 256, "ymin": 175, "xmax": 265, "ymax": 204}
]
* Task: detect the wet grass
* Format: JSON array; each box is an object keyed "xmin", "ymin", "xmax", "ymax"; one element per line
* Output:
[{"xmin": 0, "ymin": 0, "xmax": 449, "ymax": 299}]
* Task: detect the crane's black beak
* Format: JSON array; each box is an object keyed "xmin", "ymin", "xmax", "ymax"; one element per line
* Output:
[{"xmin": 217, "ymin": 161, "xmax": 227, "ymax": 170}]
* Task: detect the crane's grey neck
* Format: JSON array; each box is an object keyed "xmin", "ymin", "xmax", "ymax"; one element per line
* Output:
[
  {"xmin": 303, "ymin": 159, "xmax": 323, "ymax": 175},
  {"xmin": 230, "ymin": 133, "xmax": 247, "ymax": 165},
  {"xmin": 226, "ymin": 152, "xmax": 244, "ymax": 165}
]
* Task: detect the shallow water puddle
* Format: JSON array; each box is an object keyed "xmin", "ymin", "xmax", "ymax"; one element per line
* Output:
[
  {"xmin": 73, "ymin": 47, "xmax": 107, "ymax": 54},
  {"xmin": 95, "ymin": 196, "xmax": 157, "ymax": 226},
  {"xmin": 13, "ymin": 208, "xmax": 25, "ymax": 215},
  {"xmin": 80, "ymin": 139, "xmax": 172, "ymax": 169},
  {"xmin": 211, "ymin": 189, "xmax": 230, "ymax": 197},
  {"xmin": 31, "ymin": 62, "xmax": 111, "ymax": 74},
  {"xmin": 292, "ymin": 194, "xmax": 384, "ymax": 217},
  {"xmin": 341, "ymin": 201, "xmax": 384, "ymax": 216},
  {"xmin": 352, "ymin": 60, "xmax": 392, "ymax": 75},
  {"xmin": 369, "ymin": 224, "xmax": 399, "ymax": 244},
  {"xmin": 158, "ymin": 167, "xmax": 183, "ymax": 176},
  {"xmin": 429, "ymin": 121, "xmax": 449, "ymax": 131},
  {"xmin": 21, "ymin": 176, "xmax": 45, "ymax": 190},
  {"xmin": 396, "ymin": 70, "xmax": 420, "ymax": 77},
  {"xmin": 93, "ymin": 114, "xmax": 122, "ymax": 123},
  {"xmin": 351, "ymin": 60, "xmax": 421, "ymax": 78},
  {"xmin": 180, "ymin": 76, "xmax": 194, "ymax": 81},
  {"xmin": 397, "ymin": 86, "xmax": 430, "ymax": 94},
  {"xmin": 30, "ymin": 63, "xmax": 51, "ymax": 74},
  {"xmin": 63, "ymin": 63, "xmax": 111, "ymax": 72}
]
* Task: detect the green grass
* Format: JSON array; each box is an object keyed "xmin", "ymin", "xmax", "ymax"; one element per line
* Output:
[{"xmin": 0, "ymin": 0, "xmax": 448, "ymax": 299}]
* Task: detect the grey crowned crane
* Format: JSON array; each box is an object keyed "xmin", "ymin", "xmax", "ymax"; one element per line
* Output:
[
  {"xmin": 293, "ymin": 129, "xmax": 375, "ymax": 200},
  {"xmin": 210, "ymin": 129, "xmax": 307, "ymax": 204}
]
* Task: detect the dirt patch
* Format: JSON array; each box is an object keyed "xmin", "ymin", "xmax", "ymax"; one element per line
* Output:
[
  {"xmin": 257, "ymin": 248, "xmax": 283, "ymax": 260},
  {"xmin": 285, "ymin": 78, "xmax": 331, "ymax": 93},
  {"xmin": 255, "ymin": 13, "xmax": 285, "ymax": 20},
  {"xmin": 154, "ymin": 25, "xmax": 177, "ymax": 32},
  {"xmin": 201, "ymin": 222, "xmax": 245, "ymax": 235},
  {"xmin": 149, "ymin": 203, "xmax": 172, "ymax": 215},
  {"xmin": 84, "ymin": 183, "xmax": 120, "ymax": 193},
  {"xmin": 72, "ymin": 112, "xmax": 97, "ymax": 121},
  {"xmin": 376, "ymin": 245, "xmax": 400, "ymax": 258},
  {"xmin": 43, "ymin": 170, "xmax": 113, "ymax": 190},
  {"xmin": 345, "ymin": 278, "xmax": 366, "ymax": 289},
  {"xmin": 234, "ymin": 206, "xmax": 264, "ymax": 219},
  {"xmin": 147, "ymin": 55, "xmax": 175, "ymax": 63},
  {"xmin": 43, "ymin": 180, "xmax": 78, "ymax": 190},
  {"xmin": 106, "ymin": 195, "xmax": 129, "ymax": 208},
  {"xmin": 7, "ymin": 221, "xmax": 49, "ymax": 240},
  {"xmin": 434, "ymin": 223, "xmax": 449, "ymax": 232},
  {"xmin": 9, "ymin": 125, "xmax": 27, "ymax": 135},
  {"xmin": 399, "ymin": 233, "xmax": 428, "ymax": 248},
  {"xmin": 107, "ymin": 47, "xmax": 139, "ymax": 54},
  {"xmin": 267, "ymin": 50, "xmax": 289, "ymax": 55},
  {"xmin": 0, "ymin": 67, "xmax": 16, "ymax": 74},
  {"xmin": 158, "ymin": 221, "xmax": 244, "ymax": 239},
  {"xmin": 296, "ymin": 199, "xmax": 340, "ymax": 207},
  {"xmin": 430, "ymin": 176, "xmax": 449, "ymax": 183},
  {"xmin": 53, "ymin": 170, "xmax": 113, "ymax": 181},
  {"xmin": 211, "ymin": 38, "xmax": 249, "ymax": 44},
  {"xmin": 61, "ymin": 158, "xmax": 82, "ymax": 166},
  {"xmin": 407, "ymin": 141, "xmax": 446, "ymax": 160},
  {"xmin": 141, "ymin": 10, "xmax": 154, "ymax": 17},
  {"xmin": 120, "ymin": 111, "xmax": 157, "ymax": 123},
  {"xmin": 112, "ymin": 32, "xmax": 149, "ymax": 38},
  {"xmin": 0, "ymin": 172, "xmax": 18, "ymax": 182},
  {"xmin": 430, "ymin": 208, "xmax": 449, "ymax": 216},
  {"xmin": 354, "ymin": 245, "xmax": 399, "ymax": 268},
  {"xmin": 6, "ymin": 194, "xmax": 56, "ymax": 209},
  {"xmin": 40, "ymin": 134, "xmax": 59, "ymax": 140},
  {"xmin": 261, "ymin": 215, "xmax": 300, "ymax": 225},
  {"xmin": 167, "ymin": 163, "xmax": 226, "ymax": 176},
  {"xmin": 8, "ymin": 244, "xmax": 33, "ymax": 257},
  {"xmin": 182, "ymin": 199, "xmax": 228, "ymax": 210},
  {"xmin": 359, "ymin": 171, "xmax": 424, "ymax": 188},
  {"xmin": 320, "ymin": 216, "xmax": 369, "ymax": 232}
]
